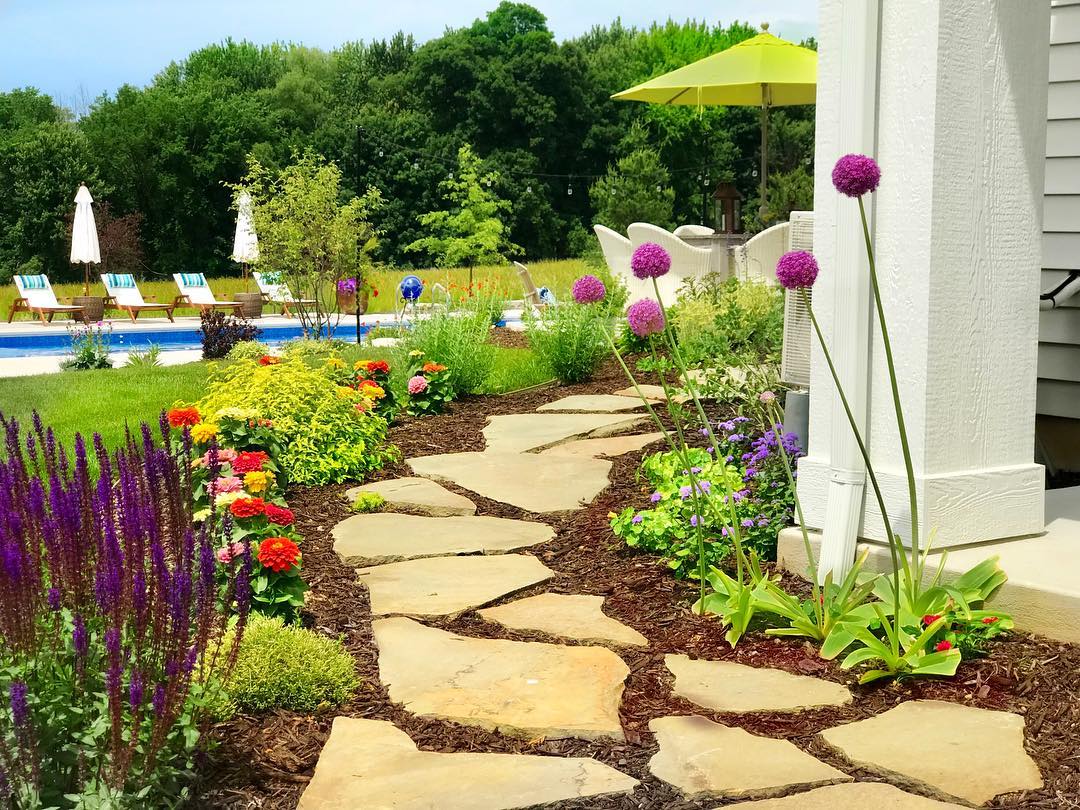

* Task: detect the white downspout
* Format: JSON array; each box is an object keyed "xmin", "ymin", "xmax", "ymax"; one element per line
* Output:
[{"xmin": 816, "ymin": 0, "xmax": 881, "ymax": 580}]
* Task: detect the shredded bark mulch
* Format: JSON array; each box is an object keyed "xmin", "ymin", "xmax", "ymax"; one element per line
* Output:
[{"xmin": 197, "ymin": 356, "xmax": 1080, "ymax": 810}]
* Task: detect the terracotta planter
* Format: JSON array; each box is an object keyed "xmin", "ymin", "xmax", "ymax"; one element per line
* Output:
[
  {"xmin": 72, "ymin": 295, "xmax": 105, "ymax": 323},
  {"xmin": 337, "ymin": 290, "xmax": 369, "ymax": 315},
  {"xmin": 234, "ymin": 292, "xmax": 264, "ymax": 319}
]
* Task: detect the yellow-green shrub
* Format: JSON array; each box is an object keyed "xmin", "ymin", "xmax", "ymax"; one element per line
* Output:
[{"xmin": 195, "ymin": 357, "xmax": 398, "ymax": 485}]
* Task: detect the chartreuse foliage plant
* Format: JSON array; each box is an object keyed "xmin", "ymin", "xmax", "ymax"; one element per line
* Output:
[
  {"xmin": 222, "ymin": 615, "xmax": 359, "ymax": 713},
  {"xmin": 0, "ymin": 410, "xmax": 249, "ymax": 807},
  {"xmin": 191, "ymin": 356, "xmax": 398, "ymax": 486}
]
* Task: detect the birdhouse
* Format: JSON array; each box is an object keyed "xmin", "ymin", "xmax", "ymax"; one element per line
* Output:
[{"xmin": 712, "ymin": 183, "xmax": 744, "ymax": 234}]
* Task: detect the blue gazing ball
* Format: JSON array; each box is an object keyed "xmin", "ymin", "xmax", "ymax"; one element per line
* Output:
[{"xmin": 399, "ymin": 275, "xmax": 424, "ymax": 301}]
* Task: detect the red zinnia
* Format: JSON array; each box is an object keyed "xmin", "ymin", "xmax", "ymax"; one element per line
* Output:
[
  {"xmin": 265, "ymin": 503, "xmax": 295, "ymax": 526},
  {"xmin": 982, "ymin": 616, "xmax": 999, "ymax": 625},
  {"xmin": 922, "ymin": 614, "xmax": 942, "ymax": 626},
  {"xmin": 257, "ymin": 536, "xmax": 301, "ymax": 573},
  {"xmin": 232, "ymin": 451, "xmax": 269, "ymax": 474},
  {"xmin": 368, "ymin": 359, "xmax": 390, "ymax": 374},
  {"xmin": 229, "ymin": 497, "xmax": 266, "ymax": 519},
  {"xmin": 935, "ymin": 640, "xmax": 953, "ymax": 652},
  {"xmin": 167, "ymin": 407, "xmax": 201, "ymax": 428},
  {"xmin": 258, "ymin": 355, "xmax": 281, "ymax": 366}
]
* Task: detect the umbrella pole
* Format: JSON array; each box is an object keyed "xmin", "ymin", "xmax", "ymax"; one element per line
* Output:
[
  {"xmin": 84, "ymin": 261, "xmax": 90, "ymax": 297},
  {"xmin": 759, "ymin": 101, "xmax": 769, "ymax": 221}
]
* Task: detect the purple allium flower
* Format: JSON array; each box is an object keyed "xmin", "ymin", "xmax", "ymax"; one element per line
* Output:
[
  {"xmin": 626, "ymin": 299, "xmax": 665, "ymax": 338},
  {"xmin": 650, "ymin": 492, "xmax": 662, "ymax": 503},
  {"xmin": 630, "ymin": 242, "xmax": 671, "ymax": 279},
  {"xmin": 8, "ymin": 682, "xmax": 28, "ymax": 728},
  {"xmin": 775, "ymin": 250, "xmax": 819, "ymax": 290},
  {"xmin": 759, "ymin": 390, "xmax": 777, "ymax": 405},
  {"xmin": 831, "ymin": 153, "xmax": 881, "ymax": 197},
  {"xmin": 632, "ymin": 514, "xmax": 643, "ymax": 525},
  {"xmin": 571, "ymin": 274, "xmax": 606, "ymax": 304}
]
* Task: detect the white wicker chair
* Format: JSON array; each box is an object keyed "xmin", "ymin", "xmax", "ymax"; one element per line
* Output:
[
  {"xmin": 730, "ymin": 210, "xmax": 814, "ymax": 286},
  {"xmin": 627, "ymin": 222, "xmax": 713, "ymax": 306},
  {"xmin": 593, "ymin": 224, "xmax": 653, "ymax": 302},
  {"xmin": 673, "ymin": 224, "xmax": 715, "ymax": 238}
]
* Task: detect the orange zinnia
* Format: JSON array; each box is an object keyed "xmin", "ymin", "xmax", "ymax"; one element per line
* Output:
[
  {"xmin": 167, "ymin": 407, "xmax": 201, "ymax": 428},
  {"xmin": 422, "ymin": 362, "xmax": 446, "ymax": 373}
]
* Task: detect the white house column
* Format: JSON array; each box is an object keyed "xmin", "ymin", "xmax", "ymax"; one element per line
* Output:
[{"xmin": 799, "ymin": 0, "xmax": 1050, "ymax": 549}]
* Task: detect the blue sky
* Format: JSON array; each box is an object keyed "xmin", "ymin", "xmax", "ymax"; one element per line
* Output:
[{"xmin": 0, "ymin": 0, "xmax": 817, "ymax": 108}]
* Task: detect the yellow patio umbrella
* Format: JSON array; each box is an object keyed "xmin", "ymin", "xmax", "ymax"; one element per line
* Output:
[{"xmin": 612, "ymin": 24, "xmax": 817, "ymax": 218}]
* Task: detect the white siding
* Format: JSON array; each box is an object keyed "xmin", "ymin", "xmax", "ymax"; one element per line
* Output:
[{"xmin": 1040, "ymin": 1, "xmax": 1080, "ymax": 419}]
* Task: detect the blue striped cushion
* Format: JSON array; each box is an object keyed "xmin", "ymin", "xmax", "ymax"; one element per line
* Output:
[
  {"xmin": 180, "ymin": 273, "xmax": 206, "ymax": 287},
  {"xmin": 17, "ymin": 274, "xmax": 46, "ymax": 290},
  {"xmin": 104, "ymin": 273, "xmax": 136, "ymax": 288}
]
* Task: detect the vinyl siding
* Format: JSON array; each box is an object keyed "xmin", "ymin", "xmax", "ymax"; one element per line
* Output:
[{"xmin": 1040, "ymin": 0, "xmax": 1080, "ymax": 419}]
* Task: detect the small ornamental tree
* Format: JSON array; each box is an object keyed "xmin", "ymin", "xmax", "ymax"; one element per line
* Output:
[
  {"xmin": 233, "ymin": 151, "xmax": 382, "ymax": 339},
  {"xmin": 406, "ymin": 144, "xmax": 520, "ymax": 268}
]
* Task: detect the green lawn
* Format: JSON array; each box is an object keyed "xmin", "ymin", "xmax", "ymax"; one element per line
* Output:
[{"xmin": 0, "ymin": 344, "xmax": 548, "ymax": 455}]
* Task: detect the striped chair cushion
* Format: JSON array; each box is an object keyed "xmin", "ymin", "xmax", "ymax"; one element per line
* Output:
[
  {"xmin": 104, "ymin": 273, "xmax": 136, "ymax": 288},
  {"xmin": 180, "ymin": 273, "xmax": 206, "ymax": 287},
  {"xmin": 17, "ymin": 275, "xmax": 47, "ymax": 290}
]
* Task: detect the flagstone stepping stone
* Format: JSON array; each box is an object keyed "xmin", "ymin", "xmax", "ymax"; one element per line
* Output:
[
  {"xmin": 537, "ymin": 394, "xmax": 657, "ymax": 412},
  {"xmin": 613, "ymin": 383, "xmax": 689, "ymax": 404},
  {"xmin": 409, "ymin": 452, "xmax": 612, "ymax": 513},
  {"xmin": 345, "ymin": 476, "xmax": 476, "ymax": 516},
  {"xmin": 298, "ymin": 716, "xmax": 639, "ymax": 810},
  {"xmin": 648, "ymin": 715, "xmax": 850, "ymax": 800},
  {"xmin": 539, "ymin": 432, "xmax": 665, "ymax": 459},
  {"xmin": 665, "ymin": 654, "xmax": 852, "ymax": 713},
  {"xmin": 719, "ymin": 782, "xmax": 967, "ymax": 809},
  {"xmin": 479, "ymin": 594, "xmax": 648, "ymax": 646},
  {"xmin": 334, "ymin": 513, "xmax": 552, "ymax": 566},
  {"xmin": 819, "ymin": 700, "xmax": 1042, "ymax": 805},
  {"xmin": 482, "ymin": 413, "xmax": 647, "ymax": 453},
  {"xmin": 373, "ymin": 617, "xmax": 629, "ymax": 740},
  {"xmin": 356, "ymin": 555, "xmax": 554, "ymax": 616}
]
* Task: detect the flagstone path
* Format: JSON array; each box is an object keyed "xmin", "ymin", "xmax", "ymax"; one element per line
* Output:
[{"xmin": 299, "ymin": 388, "xmax": 1044, "ymax": 809}]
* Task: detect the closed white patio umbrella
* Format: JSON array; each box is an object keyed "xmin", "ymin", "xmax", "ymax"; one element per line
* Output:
[
  {"xmin": 232, "ymin": 191, "xmax": 259, "ymax": 288},
  {"xmin": 70, "ymin": 184, "xmax": 101, "ymax": 295}
]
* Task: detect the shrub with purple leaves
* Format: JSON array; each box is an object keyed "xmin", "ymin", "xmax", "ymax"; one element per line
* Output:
[{"xmin": 0, "ymin": 411, "xmax": 249, "ymax": 807}]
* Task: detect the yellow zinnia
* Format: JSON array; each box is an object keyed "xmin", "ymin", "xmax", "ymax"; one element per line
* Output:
[
  {"xmin": 336, "ymin": 386, "xmax": 356, "ymax": 399},
  {"xmin": 354, "ymin": 360, "xmax": 371, "ymax": 371},
  {"xmin": 244, "ymin": 470, "xmax": 274, "ymax": 494},
  {"xmin": 325, "ymin": 357, "xmax": 345, "ymax": 369},
  {"xmin": 190, "ymin": 423, "xmax": 219, "ymax": 444}
]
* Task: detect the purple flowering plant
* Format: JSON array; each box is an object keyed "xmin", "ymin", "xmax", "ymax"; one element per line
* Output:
[
  {"xmin": 0, "ymin": 412, "xmax": 249, "ymax": 805},
  {"xmin": 526, "ymin": 275, "xmax": 616, "ymax": 384}
]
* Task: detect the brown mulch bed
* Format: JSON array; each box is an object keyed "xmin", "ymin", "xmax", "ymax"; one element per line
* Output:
[{"xmin": 197, "ymin": 357, "xmax": 1080, "ymax": 809}]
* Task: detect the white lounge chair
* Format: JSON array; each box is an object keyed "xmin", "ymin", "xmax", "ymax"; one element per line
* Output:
[
  {"xmin": 253, "ymin": 271, "xmax": 315, "ymax": 318},
  {"xmin": 593, "ymin": 224, "xmax": 653, "ymax": 302},
  {"xmin": 627, "ymin": 222, "xmax": 714, "ymax": 306},
  {"xmin": 513, "ymin": 261, "xmax": 543, "ymax": 309},
  {"xmin": 673, "ymin": 224, "xmax": 716, "ymax": 238},
  {"xmin": 102, "ymin": 273, "xmax": 177, "ymax": 322},
  {"xmin": 172, "ymin": 273, "xmax": 243, "ymax": 315},
  {"xmin": 8, "ymin": 274, "xmax": 85, "ymax": 324}
]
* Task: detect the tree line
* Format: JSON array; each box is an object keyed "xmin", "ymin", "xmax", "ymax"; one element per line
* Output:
[{"xmin": 0, "ymin": 2, "xmax": 815, "ymax": 284}]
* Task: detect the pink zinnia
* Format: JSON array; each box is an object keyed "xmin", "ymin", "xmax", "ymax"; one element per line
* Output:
[
  {"xmin": 209, "ymin": 475, "xmax": 243, "ymax": 496},
  {"xmin": 626, "ymin": 298, "xmax": 665, "ymax": 338},
  {"xmin": 831, "ymin": 153, "xmax": 881, "ymax": 197},
  {"xmin": 630, "ymin": 242, "xmax": 671, "ymax": 279},
  {"xmin": 407, "ymin": 375, "xmax": 429, "ymax": 395},
  {"xmin": 215, "ymin": 542, "xmax": 247, "ymax": 564},
  {"xmin": 571, "ymin": 274, "xmax": 606, "ymax": 304},
  {"xmin": 775, "ymin": 250, "xmax": 819, "ymax": 290}
]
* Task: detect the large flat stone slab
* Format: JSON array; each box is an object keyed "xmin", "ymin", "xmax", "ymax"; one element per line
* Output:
[
  {"xmin": 819, "ymin": 700, "xmax": 1042, "ymax": 805},
  {"xmin": 665, "ymin": 654, "xmax": 852, "ymax": 714},
  {"xmin": 298, "ymin": 716, "xmax": 638, "ymax": 810},
  {"xmin": 479, "ymin": 594, "xmax": 648, "ymax": 647},
  {"xmin": 356, "ymin": 555, "xmax": 554, "ymax": 616},
  {"xmin": 612, "ymin": 384, "xmax": 689, "ymax": 404},
  {"xmin": 649, "ymin": 715, "xmax": 850, "ymax": 799},
  {"xmin": 345, "ymin": 476, "xmax": 476, "ymax": 516},
  {"xmin": 719, "ymin": 782, "xmax": 967, "ymax": 809},
  {"xmin": 334, "ymin": 513, "xmax": 553, "ymax": 566},
  {"xmin": 537, "ymin": 394, "xmax": 656, "ymax": 412},
  {"xmin": 539, "ymin": 432, "xmax": 665, "ymax": 459},
  {"xmin": 409, "ymin": 452, "xmax": 612, "ymax": 513},
  {"xmin": 373, "ymin": 617, "xmax": 629, "ymax": 740},
  {"xmin": 483, "ymin": 413, "xmax": 647, "ymax": 453}
]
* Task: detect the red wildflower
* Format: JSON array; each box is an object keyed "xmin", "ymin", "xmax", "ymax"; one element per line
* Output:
[
  {"xmin": 229, "ymin": 497, "xmax": 266, "ymax": 519},
  {"xmin": 372, "ymin": 288, "xmax": 379, "ymax": 297},
  {"xmin": 264, "ymin": 503, "xmax": 295, "ymax": 526},
  {"xmin": 232, "ymin": 451, "xmax": 269, "ymax": 474},
  {"xmin": 922, "ymin": 614, "xmax": 942, "ymax": 626},
  {"xmin": 167, "ymin": 407, "xmax": 201, "ymax": 428},
  {"xmin": 258, "ymin": 355, "xmax": 281, "ymax": 366},
  {"xmin": 982, "ymin": 616, "xmax": 1000, "ymax": 625},
  {"xmin": 257, "ymin": 536, "xmax": 301, "ymax": 573},
  {"xmin": 422, "ymin": 361, "xmax": 447, "ymax": 373},
  {"xmin": 935, "ymin": 640, "xmax": 953, "ymax": 652},
  {"xmin": 367, "ymin": 359, "xmax": 390, "ymax": 374}
]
